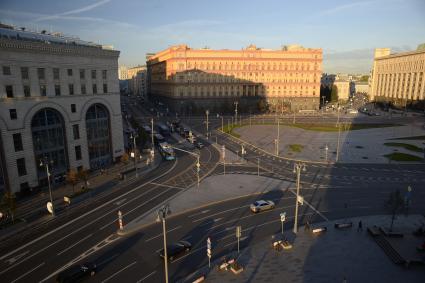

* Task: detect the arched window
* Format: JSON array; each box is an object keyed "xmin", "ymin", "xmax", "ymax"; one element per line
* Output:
[
  {"xmin": 32, "ymin": 108, "xmax": 68, "ymax": 184},
  {"xmin": 86, "ymin": 104, "xmax": 112, "ymax": 169}
]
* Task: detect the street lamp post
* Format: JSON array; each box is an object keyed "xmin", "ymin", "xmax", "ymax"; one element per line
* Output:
[
  {"xmin": 196, "ymin": 156, "xmax": 201, "ymax": 188},
  {"xmin": 336, "ymin": 123, "xmax": 342, "ymax": 162},
  {"xmin": 221, "ymin": 115, "xmax": 224, "ymax": 132},
  {"xmin": 130, "ymin": 131, "xmax": 138, "ymax": 178},
  {"xmin": 234, "ymin": 101, "xmax": 239, "ymax": 126},
  {"xmin": 40, "ymin": 157, "xmax": 55, "ymax": 217},
  {"xmin": 157, "ymin": 204, "xmax": 171, "ymax": 283},
  {"xmin": 151, "ymin": 118, "xmax": 154, "ymax": 153},
  {"xmin": 205, "ymin": 110, "xmax": 209, "ymax": 139},
  {"xmin": 257, "ymin": 157, "xmax": 260, "ymax": 176},
  {"xmin": 276, "ymin": 118, "xmax": 280, "ymax": 156},
  {"xmin": 325, "ymin": 144, "xmax": 329, "ymax": 162},
  {"xmin": 293, "ymin": 162, "xmax": 306, "ymax": 233}
]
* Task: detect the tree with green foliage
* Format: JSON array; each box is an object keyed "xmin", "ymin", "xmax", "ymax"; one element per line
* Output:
[
  {"xmin": 257, "ymin": 99, "xmax": 268, "ymax": 113},
  {"xmin": 331, "ymin": 85, "xmax": 339, "ymax": 102},
  {"xmin": 385, "ymin": 189, "xmax": 404, "ymax": 231},
  {"xmin": 66, "ymin": 169, "xmax": 79, "ymax": 194},
  {"xmin": 360, "ymin": 75, "xmax": 369, "ymax": 82},
  {"xmin": 1, "ymin": 191, "xmax": 16, "ymax": 223}
]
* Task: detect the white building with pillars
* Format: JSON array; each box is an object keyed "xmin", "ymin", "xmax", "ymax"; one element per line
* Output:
[{"xmin": 0, "ymin": 25, "xmax": 124, "ymax": 195}]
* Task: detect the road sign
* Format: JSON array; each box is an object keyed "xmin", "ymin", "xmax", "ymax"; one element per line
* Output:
[
  {"xmin": 280, "ymin": 212, "xmax": 286, "ymax": 222},
  {"xmin": 236, "ymin": 226, "xmax": 242, "ymax": 238},
  {"xmin": 297, "ymin": 195, "xmax": 304, "ymax": 206}
]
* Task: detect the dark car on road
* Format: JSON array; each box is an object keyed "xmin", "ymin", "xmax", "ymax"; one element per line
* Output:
[
  {"xmin": 56, "ymin": 262, "xmax": 96, "ymax": 283},
  {"xmin": 159, "ymin": 240, "xmax": 192, "ymax": 261}
]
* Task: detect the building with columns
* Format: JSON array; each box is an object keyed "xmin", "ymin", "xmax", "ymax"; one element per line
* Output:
[
  {"xmin": 0, "ymin": 25, "xmax": 124, "ymax": 195},
  {"xmin": 147, "ymin": 44, "xmax": 322, "ymax": 113},
  {"xmin": 370, "ymin": 46, "xmax": 425, "ymax": 104}
]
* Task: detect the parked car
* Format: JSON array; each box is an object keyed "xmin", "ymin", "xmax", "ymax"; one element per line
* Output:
[
  {"xmin": 250, "ymin": 200, "xmax": 275, "ymax": 213},
  {"xmin": 159, "ymin": 240, "xmax": 192, "ymax": 261},
  {"xmin": 196, "ymin": 142, "xmax": 204, "ymax": 149},
  {"xmin": 56, "ymin": 262, "xmax": 97, "ymax": 283}
]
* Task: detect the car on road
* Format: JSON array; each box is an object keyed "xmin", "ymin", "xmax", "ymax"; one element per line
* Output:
[
  {"xmin": 56, "ymin": 262, "xmax": 96, "ymax": 283},
  {"xmin": 196, "ymin": 141, "xmax": 204, "ymax": 149},
  {"xmin": 159, "ymin": 240, "xmax": 192, "ymax": 261},
  {"xmin": 250, "ymin": 200, "xmax": 275, "ymax": 213},
  {"xmin": 348, "ymin": 109, "xmax": 358, "ymax": 114}
]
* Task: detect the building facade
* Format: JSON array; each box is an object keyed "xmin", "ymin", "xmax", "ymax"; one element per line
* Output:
[
  {"xmin": 354, "ymin": 81, "xmax": 369, "ymax": 95},
  {"xmin": 370, "ymin": 46, "xmax": 425, "ymax": 103},
  {"xmin": 147, "ymin": 44, "xmax": 322, "ymax": 113},
  {"xmin": 333, "ymin": 81, "xmax": 353, "ymax": 102},
  {"xmin": 128, "ymin": 66, "xmax": 147, "ymax": 99},
  {"xmin": 0, "ymin": 26, "xmax": 124, "ymax": 195}
]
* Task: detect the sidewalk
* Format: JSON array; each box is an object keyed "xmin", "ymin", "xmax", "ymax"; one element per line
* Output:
[
  {"xmin": 186, "ymin": 214, "xmax": 425, "ymax": 283},
  {"xmin": 0, "ymin": 153, "xmax": 161, "ymax": 241}
]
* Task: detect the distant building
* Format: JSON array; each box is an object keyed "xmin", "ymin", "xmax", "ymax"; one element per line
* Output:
[
  {"xmin": 354, "ymin": 81, "xmax": 369, "ymax": 95},
  {"xmin": 147, "ymin": 44, "xmax": 322, "ymax": 113},
  {"xmin": 333, "ymin": 80, "xmax": 353, "ymax": 101},
  {"xmin": 0, "ymin": 25, "xmax": 124, "ymax": 195},
  {"xmin": 370, "ymin": 46, "xmax": 425, "ymax": 103},
  {"xmin": 128, "ymin": 66, "xmax": 147, "ymax": 99},
  {"xmin": 118, "ymin": 65, "xmax": 129, "ymax": 80}
]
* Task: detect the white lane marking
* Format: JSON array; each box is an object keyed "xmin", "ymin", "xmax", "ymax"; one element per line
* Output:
[
  {"xmin": 137, "ymin": 271, "xmax": 157, "ymax": 282},
  {"xmin": 224, "ymin": 236, "xmax": 248, "ymax": 247},
  {"xmin": 149, "ymin": 182, "xmax": 185, "ymax": 190},
  {"xmin": 102, "ymin": 261, "xmax": 137, "ymax": 283},
  {"xmin": 11, "ymin": 261, "xmax": 45, "ymax": 283},
  {"xmin": 192, "ymin": 205, "xmax": 249, "ymax": 223},
  {"xmin": 57, "ymin": 233, "xmax": 93, "ymax": 256},
  {"xmin": 0, "ymin": 158, "xmax": 178, "ymax": 262},
  {"xmin": 199, "ymin": 217, "xmax": 223, "ymax": 227},
  {"xmin": 4, "ymin": 250, "xmax": 30, "ymax": 265},
  {"xmin": 114, "ymin": 198, "xmax": 127, "ymax": 206},
  {"xmin": 145, "ymin": 226, "xmax": 182, "ymax": 242},
  {"xmin": 188, "ymin": 209, "xmax": 210, "ymax": 218}
]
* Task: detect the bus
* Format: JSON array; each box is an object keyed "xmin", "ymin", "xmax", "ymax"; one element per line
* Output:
[
  {"xmin": 154, "ymin": 133, "xmax": 165, "ymax": 145},
  {"xmin": 158, "ymin": 142, "xmax": 175, "ymax": 161},
  {"xmin": 156, "ymin": 122, "xmax": 170, "ymax": 136}
]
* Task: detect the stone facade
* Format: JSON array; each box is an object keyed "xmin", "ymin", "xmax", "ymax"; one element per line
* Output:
[
  {"xmin": 0, "ymin": 30, "xmax": 124, "ymax": 195},
  {"xmin": 370, "ymin": 47, "xmax": 425, "ymax": 103},
  {"xmin": 147, "ymin": 44, "xmax": 322, "ymax": 112}
]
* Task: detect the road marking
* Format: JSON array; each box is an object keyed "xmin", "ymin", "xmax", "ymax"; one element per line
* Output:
[
  {"xmin": 137, "ymin": 271, "xmax": 157, "ymax": 282},
  {"xmin": 192, "ymin": 205, "xmax": 250, "ymax": 223},
  {"xmin": 4, "ymin": 250, "xmax": 29, "ymax": 265},
  {"xmin": 0, "ymin": 157, "xmax": 179, "ymax": 263},
  {"xmin": 145, "ymin": 226, "xmax": 182, "ymax": 242},
  {"xmin": 57, "ymin": 233, "xmax": 93, "ymax": 255},
  {"xmin": 114, "ymin": 198, "xmax": 127, "ymax": 206},
  {"xmin": 224, "ymin": 236, "xmax": 248, "ymax": 247},
  {"xmin": 102, "ymin": 261, "xmax": 137, "ymax": 283},
  {"xmin": 11, "ymin": 262, "xmax": 45, "ymax": 283},
  {"xmin": 188, "ymin": 209, "xmax": 210, "ymax": 218},
  {"xmin": 288, "ymin": 188, "xmax": 329, "ymax": 222},
  {"xmin": 149, "ymin": 182, "xmax": 185, "ymax": 190},
  {"xmin": 199, "ymin": 218, "xmax": 223, "ymax": 227}
]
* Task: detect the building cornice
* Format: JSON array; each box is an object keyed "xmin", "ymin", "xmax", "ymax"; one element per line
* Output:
[
  {"xmin": 0, "ymin": 38, "xmax": 120, "ymax": 58},
  {"xmin": 375, "ymin": 49, "xmax": 425, "ymax": 61}
]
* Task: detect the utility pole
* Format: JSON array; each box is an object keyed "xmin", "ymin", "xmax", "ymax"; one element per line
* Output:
[
  {"xmin": 234, "ymin": 101, "xmax": 238, "ymax": 126},
  {"xmin": 221, "ymin": 115, "xmax": 224, "ymax": 132},
  {"xmin": 276, "ymin": 118, "xmax": 280, "ymax": 156},
  {"xmin": 206, "ymin": 109, "xmax": 209, "ymax": 139},
  {"xmin": 257, "ymin": 158, "xmax": 260, "ymax": 176},
  {"xmin": 40, "ymin": 157, "xmax": 55, "ymax": 217},
  {"xmin": 157, "ymin": 205, "xmax": 171, "ymax": 283},
  {"xmin": 293, "ymin": 162, "xmax": 306, "ymax": 233},
  {"xmin": 336, "ymin": 123, "xmax": 341, "ymax": 162},
  {"xmin": 131, "ymin": 131, "xmax": 138, "ymax": 178},
  {"xmin": 151, "ymin": 118, "xmax": 154, "ymax": 153}
]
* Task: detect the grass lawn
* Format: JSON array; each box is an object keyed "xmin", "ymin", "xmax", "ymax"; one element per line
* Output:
[
  {"xmin": 384, "ymin": 152, "xmax": 423, "ymax": 162},
  {"xmin": 289, "ymin": 144, "xmax": 304, "ymax": 152},
  {"xmin": 384, "ymin": 142, "xmax": 424, "ymax": 153}
]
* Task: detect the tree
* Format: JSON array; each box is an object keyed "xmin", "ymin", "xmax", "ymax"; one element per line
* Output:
[
  {"xmin": 120, "ymin": 152, "xmax": 129, "ymax": 164},
  {"xmin": 66, "ymin": 169, "xmax": 79, "ymax": 194},
  {"xmin": 1, "ymin": 191, "xmax": 16, "ymax": 223},
  {"xmin": 331, "ymin": 85, "xmax": 339, "ymax": 102},
  {"xmin": 77, "ymin": 168, "xmax": 90, "ymax": 190},
  {"xmin": 360, "ymin": 75, "xmax": 369, "ymax": 82},
  {"xmin": 257, "ymin": 99, "xmax": 268, "ymax": 113},
  {"xmin": 385, "ymin": 189, "xmax": 404, "ymax": 231}
]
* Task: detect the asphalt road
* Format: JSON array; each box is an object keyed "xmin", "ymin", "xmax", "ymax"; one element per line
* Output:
[{"xmin": 0, "ymin": 136, "xmax": 220, "ymax": 282}]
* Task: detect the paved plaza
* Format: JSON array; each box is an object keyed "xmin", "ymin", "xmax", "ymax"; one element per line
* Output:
[{"xmin": 234, "ymin": 122, "xmax": 425, "ymax": 163}]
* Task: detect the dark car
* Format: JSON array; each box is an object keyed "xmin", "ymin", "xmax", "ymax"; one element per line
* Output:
[
  {"xmin": 56, "ymin": 262, "xmax": 96, "ymax": 283},
  {"xmin": 159, "ymin": 240, "xmax": 192, "ymax": 261},
  {"xmin": 196, "ymin": 142, "xmax": 204, "ymax": 149}
]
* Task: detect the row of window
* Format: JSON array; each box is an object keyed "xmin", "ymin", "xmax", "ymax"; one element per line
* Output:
[
  {"xmin": 377, "ymin": 60, "xmax": 425, "ymax": 73},
  {"xmin": 176, "ymin": 62, "xmax": 319, "ymax": 72},
  {"xmin": 2, "ymin": 66, "xmax": 108, "ymax": 80},
  {"xmin": 4, "ymin": 83, "xmax": 108, "ymax": 98},
  {"xmin": 8, "ymin": 103, "xmax": 80, "ymax": 121}
]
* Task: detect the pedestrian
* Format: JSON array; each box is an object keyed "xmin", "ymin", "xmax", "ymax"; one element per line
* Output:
[{"xmin": 358, "ymin": 220, "xmax": 363, "ymax": 232}]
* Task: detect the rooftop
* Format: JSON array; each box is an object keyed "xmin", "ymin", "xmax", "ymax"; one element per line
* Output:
[{"xmin": 0, "ymin": 23, "xmax": 110, "ymax": 49}]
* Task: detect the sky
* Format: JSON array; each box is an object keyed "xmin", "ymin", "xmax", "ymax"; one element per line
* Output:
[{"xmin": 1, "ymin": 0, "xmax": 424, "ymax": 74}]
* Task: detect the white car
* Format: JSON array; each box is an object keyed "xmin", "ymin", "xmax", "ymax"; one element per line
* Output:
[
  {"xmin": 250, "ymin": 200, "xmax": 275, "ymax": 213},
  {"xmin": 348, "ymin": 109, "xmax": 358, "ymax": 114}
]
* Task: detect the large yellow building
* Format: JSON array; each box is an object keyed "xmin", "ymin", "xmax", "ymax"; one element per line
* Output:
[
  {"xmin": 370, "ymin": 46, "xmax": 425, "ymax": 104},
  {"xmin": 147, "ymin": 44, "xmax": 322, "ymax": 113}
]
